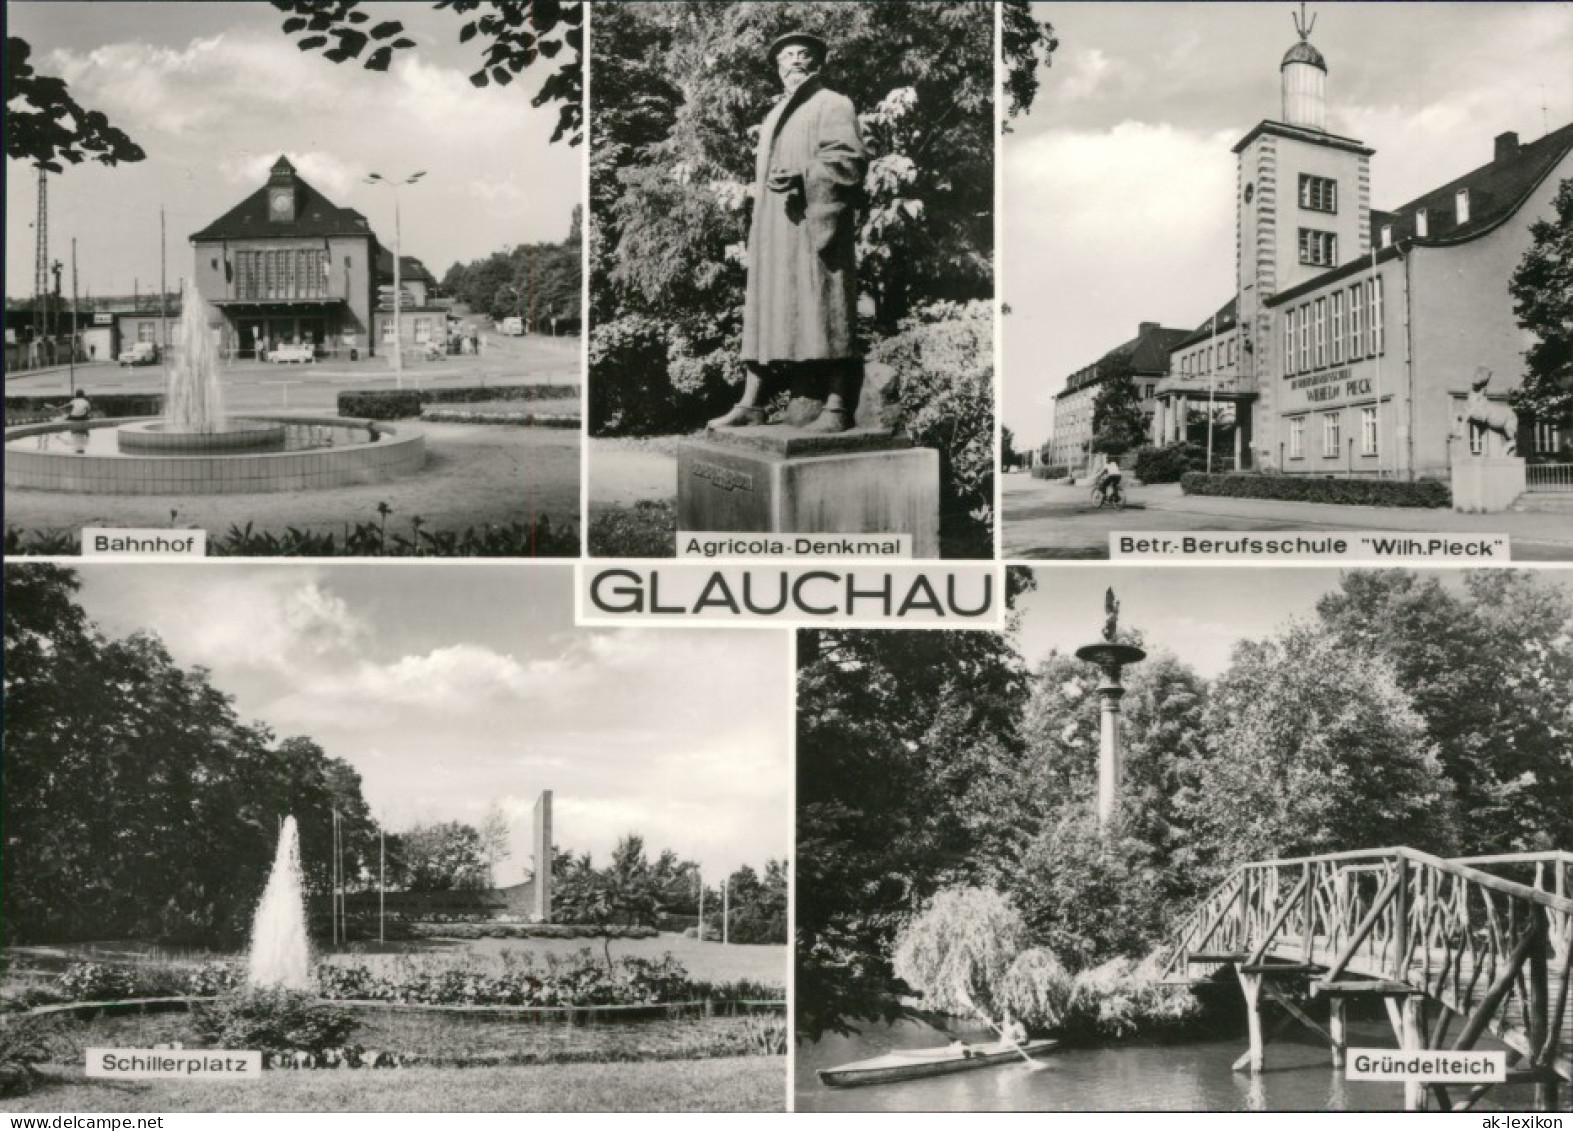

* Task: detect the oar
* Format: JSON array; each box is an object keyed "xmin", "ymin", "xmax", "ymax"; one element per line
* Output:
[{"xmin": 963, "ymin": 993, "xmax": 1047, "ymax": 1070}]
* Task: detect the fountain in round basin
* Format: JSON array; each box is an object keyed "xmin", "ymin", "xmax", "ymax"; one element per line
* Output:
[{"xmin": 4, "ymin": 281, "xmax": 424, "ymax": 494}]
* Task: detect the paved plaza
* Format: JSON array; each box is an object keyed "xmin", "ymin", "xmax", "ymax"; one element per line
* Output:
[
  {"xmin": 3, "ymin": 336, "xmax": 582, "ymax": 550},
  {"xmin": 1002, "ymin": 474, "xmax": 1573, "ymax": 561}
]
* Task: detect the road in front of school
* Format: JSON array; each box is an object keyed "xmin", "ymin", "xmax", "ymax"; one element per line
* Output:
[{"xmin": 1002, "ymin": 475, "xmax": 1573, "ymax": 562}]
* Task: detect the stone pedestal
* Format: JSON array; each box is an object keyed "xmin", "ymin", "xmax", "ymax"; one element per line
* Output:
[
  {"xmin": 677, "ymin": 426, "xmax": 940, "ymax": 557},
  {"xmin": 1450, "ymin": 440, "xmax": 1525, "ymax": 512}
]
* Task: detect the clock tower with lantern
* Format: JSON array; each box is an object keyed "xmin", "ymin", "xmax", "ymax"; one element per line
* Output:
[{"xmin": 1232, "ymin": 5, "xmax": 1372, "ymax": 430}]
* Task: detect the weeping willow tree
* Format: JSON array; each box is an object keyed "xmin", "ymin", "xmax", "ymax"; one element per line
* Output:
[{"xmin": 891, "ymin": 887, "xmax": 1026, "ymax": 1020}]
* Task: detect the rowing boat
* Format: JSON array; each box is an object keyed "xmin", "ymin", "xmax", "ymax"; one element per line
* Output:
[{"xmin": 817, "ymin": 1039, "xmax": 1059, "ymax": 1088}]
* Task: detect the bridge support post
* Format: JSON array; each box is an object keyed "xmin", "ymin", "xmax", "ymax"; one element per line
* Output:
[
  {"xmin": 1238, "ymin": 970, "xmax": 1265, "ymax": 1074},
  {"xmin": 1328, "ymin": 998, "xmax": 1346, "ymax": 1066},
  {"xmin": 1401, "ymin": 993, "xmax": 1425, "ymax": 1111}
]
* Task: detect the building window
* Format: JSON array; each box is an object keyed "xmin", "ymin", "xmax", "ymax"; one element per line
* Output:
[
  {"xmin": 1289, "ymin": 416, "xmax": 1305, "ymax": 459},
  {"xmin": 1456, "ymin": 189, "xmax": 1470, "ymax": 224},
  {"xmin": 1331, "ymin": 291, "xmax": 1345, "ymax": 364},
  {"xmin": 137, "ymin": 321, "xmax": 156, "ymax": 344},
  {"xmin": 1299, "ymin": 303, "xmax": 1311, "ymax": 372},
  {"xmin": 1299, "ymin": 228, "xmax": 1337, "ymax": 267},
  {"xmin": 1535, "ymin": 421, "xmax": 1559, "ymax": 455},
  {"xmin": 1361, "ymin": 406, "xmax": 1378, "ymax": 455},
  {"xmin": 1368, "ymin": 276, "xmax": 1384, "ymax": 356},
  {"xmin": 1348, "ymin": 283, "xmax": 1363, "ymax": 358},
  {"xmin": 1314, "ymin": 298, "xmax": 1327, "ymax": 369},
  {"xmin": 382, "ymin": 319, "xmax": 396, "ymax": 343},
  {"xmin": 1299, "ymin": 174, "xmax": 1338, "ymax": 213},
  {"xmin": 234, "ymin": 248, "xmax": 327, "ymax": 301},
  {"xmin": 1284, "ymin": 310, "xmax": 1296, "ymax": 376},
  {"xmin": 1415, "ymin": 208, "xmax": 1429, "ymax": 238},
  {"xmin": 413, "ymin": 316, "xmax": 434, "ymax": 343},
  {"xmin": 1380, "ymin": 224, "xmax": 1393, "ymax": 248},
  {"xmin": 1323, "ymin": 412, "xmax": 1342, "ymax": 458}
]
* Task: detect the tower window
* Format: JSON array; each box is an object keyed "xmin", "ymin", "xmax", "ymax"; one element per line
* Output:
[
  {"xmin": 1299, "ymin": 174, "xmax": 1338, "ymax": 213},
  {"xmin": 1456, "ymin": 188, "xmax": 1471, "ymax": 224},
  {"xmin": 1415, "ymin": 208, "xmax": 1429, "ymax": 238},
  {"xmin": 1299, "ymin": 228, "xmax": 1337, "ymax": 267}
]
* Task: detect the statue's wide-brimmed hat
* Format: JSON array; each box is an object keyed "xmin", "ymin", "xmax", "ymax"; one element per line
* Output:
[{"xmin": 767, "ymin": 31, "xmax": 828, "ymax": 68}]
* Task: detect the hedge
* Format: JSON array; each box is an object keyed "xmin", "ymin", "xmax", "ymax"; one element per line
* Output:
[
  {"xmin": 5, "ymin": 394, "xmax": 164, "ymax": 422},
  {"xmin": 1180, "ymin": 472, "xmax": 1451, "ymax": 508},
  {"xmin": 338, "ymin": 385, "xmax": 580, "ymax": 421},
  {"xmin": 1030, "ymin": 464, "xmax": 1071, "ymax": 480}
]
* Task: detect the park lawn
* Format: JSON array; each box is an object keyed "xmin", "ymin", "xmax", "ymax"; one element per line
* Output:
[{"xmin": 0, "ymin": 1057, "xmax": 784, "ymax": 1113}]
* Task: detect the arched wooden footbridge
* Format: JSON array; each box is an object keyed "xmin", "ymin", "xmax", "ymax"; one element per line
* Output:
[{"xmin": 1160, "ymin": 848, "xmax": 1571, "ymax": 1112}]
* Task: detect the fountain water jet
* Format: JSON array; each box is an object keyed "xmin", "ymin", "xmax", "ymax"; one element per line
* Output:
[
  {"xmin": 165, "ymin": 284, "xmax": 226, "ymax": 432},
  {"xmin": 248, "ymin": 816, "xmax": 313, "ymax": 992}
]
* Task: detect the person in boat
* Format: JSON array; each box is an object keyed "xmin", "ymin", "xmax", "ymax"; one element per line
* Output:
[
  {"xmin": 1000, "ymin": 1012, "xmax": 1028, "ymax": 1046},
  {"xmin": 946, "ymin": 1037, "xmax": 975, "ymax": 1059}
]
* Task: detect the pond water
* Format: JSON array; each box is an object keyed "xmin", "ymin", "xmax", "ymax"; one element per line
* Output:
[{"xmin": 795, "ymin": 1017, "xmax": 1536, "ymax": 1112}]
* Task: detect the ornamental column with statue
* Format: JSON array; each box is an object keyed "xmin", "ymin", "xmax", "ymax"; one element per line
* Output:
[{"xmin": 1075, "ymin": 588, "xmax": 1147, "ymax": 830}]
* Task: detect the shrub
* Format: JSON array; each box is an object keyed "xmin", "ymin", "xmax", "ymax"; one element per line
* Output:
[
  {"xmin": 589, "ymin": 314, "xmax": 740, "ymax": 436},
  {"xmin": 0, "ymin": 1015, "xmax": 76, "ymax": 1096},
  {"xmin": 1132, "ymin": 443, "xmax": 1229, "ymax": 484},
  {"xmin": 337, "ymin": 391, "xmax": 423, "ymax": 420},
  {"xmin": 875, "ymin": 301, "xmax": 995, "ymax": 559},
  {"xmin": 1030, "ymin": 465, "xmax": 1071, "ymax": 481},
  {"xmin": 1180, "ymin": 472, "xmax": 1450, "ymax": 508},
  {"xmin": 314, "ymin": 950, "xmax": 698, "ymax": 1008},
  {"xmin": 336, "ymin": 386, "xmax": 581, "ymax": 421},
  {"xmin": 588, "ymin": 499, "xmax": 677, "ymax": 557},
  {"xmin": 192, "ymin": 989, "xmax": 359, "ymax": 1057},
  {"xmin": 56, "ymin": 962, "xmax": 135, "ymax": 1002}
]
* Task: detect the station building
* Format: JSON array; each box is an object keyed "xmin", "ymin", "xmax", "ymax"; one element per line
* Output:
[
  {"xmin": 189, "ymin": 157, "xmax": 445, "ymax": 360},
  {"xmin": 1055, "ymin": 12, "xmax": 1573, "ymax": 478}
]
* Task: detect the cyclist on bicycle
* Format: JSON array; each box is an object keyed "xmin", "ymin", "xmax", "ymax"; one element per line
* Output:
[{"xmin": 1093, "ymin": 458, "xmax": 1124, "ymax": 506}]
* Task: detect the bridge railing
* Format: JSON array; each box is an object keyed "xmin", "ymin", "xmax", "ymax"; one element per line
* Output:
[{"xmin": 1162, "ymin": 847, "xmax": 1573, "ymax": 1082}]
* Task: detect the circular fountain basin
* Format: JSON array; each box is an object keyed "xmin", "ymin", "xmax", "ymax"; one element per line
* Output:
[
  {"xmin": 117, "ymin": 418, "xmax": 288, "ymax": 454},
  {"xmin": 5, "ymin": 415, "xmax": 425, "ymax": 495}
]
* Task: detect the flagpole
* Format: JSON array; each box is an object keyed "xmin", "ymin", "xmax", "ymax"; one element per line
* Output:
[{"xmin": 1206, "ymin": 312, "xmax": 1218, "ymax": 470}]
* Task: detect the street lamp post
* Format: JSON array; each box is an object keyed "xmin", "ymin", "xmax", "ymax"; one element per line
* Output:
[{"xmin": 365, "ymin": 171, "xmax": 426, "ymax": 386}]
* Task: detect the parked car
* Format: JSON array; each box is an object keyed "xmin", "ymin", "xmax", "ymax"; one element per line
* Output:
[
  {"xmin": 118, "ymin": 342, "xmax": 159, "ymax": 366},
  {"xmin": 498, "ymin": 316, "xmax": 524, "ymax": 336}
]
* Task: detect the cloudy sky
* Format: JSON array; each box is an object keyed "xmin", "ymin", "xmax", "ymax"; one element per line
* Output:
[
  {"xmin": 6, "ymin": 1, "xmax": 581, "ymax": 300},
  {"xmin": 70, "ymin": 563, "xmax": 791, "ymax": 881},
  {"xmin": 1004, "ymin": 2, "xmax": 1573, "ymax": 449},
  {"xmin": 1014, "ymin": 566, "xmax": 1573, "ymax": 679}
]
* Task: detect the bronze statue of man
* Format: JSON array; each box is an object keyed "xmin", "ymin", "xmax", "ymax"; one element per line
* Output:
[{"xmin": 709, "ymin": 31, "xmax": 868, "ymax": 433}]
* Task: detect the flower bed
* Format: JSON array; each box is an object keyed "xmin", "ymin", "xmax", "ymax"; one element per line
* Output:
[
  {"xmin": 316, "ymin": 951, "xmax": 690, "ymax": 1008},
  {"xmin": 1180, "ymin": 471, "xmax": 1451, "ymax": 508}
]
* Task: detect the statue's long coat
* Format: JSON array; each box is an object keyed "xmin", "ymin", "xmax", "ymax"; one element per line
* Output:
[{"xmin": 740, "ymin": 76, "xmax": 867, "ymax": 364}]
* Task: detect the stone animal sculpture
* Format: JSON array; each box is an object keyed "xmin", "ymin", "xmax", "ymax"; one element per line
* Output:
[{"xmin": 1462, "ymin": 367, "xmax": 1519, "ymax": 455}]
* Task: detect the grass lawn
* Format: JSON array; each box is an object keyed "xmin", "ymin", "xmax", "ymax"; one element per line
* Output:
[{"xmin": 0, "ymin": 1057, "xmax": 783, "ymax": 1112}]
